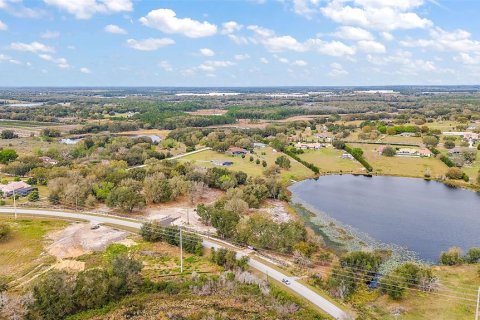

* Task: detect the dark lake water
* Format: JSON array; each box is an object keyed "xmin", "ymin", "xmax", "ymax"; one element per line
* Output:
[{"xmin": 289, "ymin": 175, "xmax": 480, "ymax": 262}]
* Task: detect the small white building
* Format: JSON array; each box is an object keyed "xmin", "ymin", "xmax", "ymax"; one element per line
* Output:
[
  {"xmin": 253, "ymin": 142, "xmax": 267, "ymax": 148},
  {"xmin": 211, "ymin": 160, "xmax": 234, "ymax": 166},
  {"xmin": 0, "ymin": 181, "xmax": 33, "ymax": 197},
  {"xmin": 295, "ymin": 142, "xmax": 325, "ymax": 150},
  {"xmin": 341, "ymin": 153, "xmax": 354, "ymax": 160},
  {"xmin": 397, "ymin": 148, "xmax": 419, "ymax": 157}
]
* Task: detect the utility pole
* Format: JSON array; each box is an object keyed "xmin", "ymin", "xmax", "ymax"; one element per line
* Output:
[
  {"xmin": 13, "ymin": 188, "xmax": 17, "ymax": 220},
  {"xmin": 475, "ymin": 286, "xmax": 479, "ymax": 320},
  {"xmin": 179, "ymin": 228, "xmax": 183, "ymax": 274}
]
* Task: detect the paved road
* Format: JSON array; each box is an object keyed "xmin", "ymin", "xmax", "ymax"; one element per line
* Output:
[{"xmin": 0, "ymin": 207, "xmax": 350, "ymax": 320}]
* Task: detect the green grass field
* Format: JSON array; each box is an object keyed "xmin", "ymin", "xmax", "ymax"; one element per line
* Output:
[
  {"xmin": 350, "ymin": 143, "xmax": 449, "ymax": 178},
  {"xmin": 426, "ymin": 120, "xmax": 464, "ymax": 132},
  {"xmin": 378, "ymin": 135, "xmax": 424, "ymax": 145},
  {"xmin": 298, "ymin": 147, "xmax": 364, "ymax": 174},
  {"xmin": 370, "ymin": 265, "xmax": 480, "ymax": 320},
  {"xmin": 0, "ymin": 216, "xmax": 67, "ymax": 281},
  {"xmin": 0, "ymin": 120, "xmax": 59, "ymax": 128},
  {"xmin": 178, "ymin": 147, "xmax": 313, "ymax": 182}
]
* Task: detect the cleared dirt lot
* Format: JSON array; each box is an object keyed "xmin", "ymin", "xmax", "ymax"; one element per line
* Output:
[
  {"xmin": 146, "ymin": 189, "xmax": 223, "ymax": 233},
  {"xmin": 47, "ymin": 223, "xmax": 129, "ymax": 259}
]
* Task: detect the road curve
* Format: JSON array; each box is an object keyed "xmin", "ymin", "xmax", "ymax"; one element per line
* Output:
[{"xmin": 0, "ymin": 207, "xmax": 350, "ymax": 320}]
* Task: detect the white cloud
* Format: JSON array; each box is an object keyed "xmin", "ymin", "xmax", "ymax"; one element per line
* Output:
[
  {"xmin": 234, "ymin": 54, "xmax": 250, "ymax": 60},
  {"xmin": 333, "ymin": 26, "xmax": 374, "ymax": 41},
  {"xmin": 354, "ymin": 0, "xmax": 424, "ymax": 10},
  {"xmin": 454, "ymin": 53, "xmax": 480, "ymax": 65},
  {"xmin": 248, "ymin": 26, "xmax": 307, "ymax": 52},
  {"xmin": 401, "ymin": 27, "xmax": 480, "ymax": 53},
  {"xmin": 0, "ymin": 1, "xmax": 45, "ymax": 18},
  {"xmin": 228, "ymin": 34, "xmax": 249, "ymax": 45},
  {"xmin": 329, "ymin": 62, "xmax": 348, "ymax": 76},
  {"xmin": 263, "ymin": 35, "xmax": 308, "ymax": 52},
  {"xmin": 320, "ymin": 0, "xmax": 432, "ymax": 31},
  {"xmin": 38, "ymin": 54, "xmax": 69, "ymax": 68},
  {"xmin": 292, "ymin": 0, "xmax": 320, "ymax": 19},
  {"xmin": 357, "ymin": 40, "xmax": 386, "ymax": 53},
  {"xmin": 10, "ymin": 41, "xmax": 55, "ymax": 53},
  {"xmin": 247, "ymin": 25, "xmax": 275, "ymax": 38},
  {"xmin": 0, "ymin": 54, "xmax": 22, "ymax": 65},
  {"xmin": 367, "ymin": 50, "xmax": 438, "ymax": 74},
  {"xmin": 159, "ymin": 60, "xmax": 173, "ymax": 71},
  {"xmin": 41, "ymin": 31, "xmax": 60, "ymax": 39},
  {"xmin": 140, "ymin": 9, "xmax": 217, "ymax": 38},
  {"xmin": 221, "ymin": 21, "xmax": 243, "ymax": 34},
  {"xmin": 80, "ymin": 67, "xmax": 91, "ymax": 73},
  {"xmin": 260, "ymin": 57, "xmax": 269, "ymax": 64},
  {"xmin": 0, "ymin": 20, "xmax": 7, "ymax": 31},
  {"xmin": 247, "ymin": 24, "xmax": 356, "ymax": 57},
  {"xmin": 199, "ymin": 48, "xmax": 215, "ymax": 57},
  {"xmin": 273, "ymin": 55, "xmax": 289, "ymax": 64},
  {"xmin": 308, "ymin": 39, "xmax": 356, "ymax": 56},
  {"xmin": 381, "ymin": 32, "xmax": 394, "ymax": 41},
  {"xmin": 104, "ymin": 24, "xmax": 127, "ymax": 34},
  {"xmin": 198, "ymin": 60, "xmax": 234, "ymax": 72},
  {"xmin": 292, "ymin": 59, "xmax": 308, "ymax": 66},
  {"xmin": 44, "ymin": 0, "xmax": 133, "ymax": 19},
  {"xmin": 126, "ymin": 38, "xmax": 175, "ymax": 51}
]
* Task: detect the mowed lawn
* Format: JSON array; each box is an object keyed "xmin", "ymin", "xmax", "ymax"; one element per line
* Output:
[
  {"xmin": 372, "ymin": 265, "xmax": 480, "ymax": 320},
  {"xmin": 0, "ymin": 217, "xmax": 67, "ymax": 281},
  {"xmin": 350, "ymin": 143, "xmax": 449, "ymax": 178},
  {"xmin": 379, "ymin": 135, "xmax": 424, "ymax": 145},
  {"xmin": 178, "ymin": 147, "xmax": 313, "ymax": 182},
  {"xmin": 298, "ymin": 147, "xmax": 364, "ymax": 174}
]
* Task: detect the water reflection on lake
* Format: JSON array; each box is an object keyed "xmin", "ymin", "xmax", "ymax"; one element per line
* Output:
[{"xmin": 289, "ymin": 175, "xmax": 480, "ymax": 262}]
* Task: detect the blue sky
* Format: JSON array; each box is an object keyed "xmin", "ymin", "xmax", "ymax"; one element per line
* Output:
[{"xmin": 1, "ymin": 0, "xmax": 480, "ymax": 86}]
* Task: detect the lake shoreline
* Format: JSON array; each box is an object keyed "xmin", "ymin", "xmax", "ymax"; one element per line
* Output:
[{"xmin": 288, "ymin": 174, "xmax": 480, "ymax": 264}]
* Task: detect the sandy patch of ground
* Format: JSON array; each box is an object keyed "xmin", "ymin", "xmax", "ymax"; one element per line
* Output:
[
  {"xmin": 253, "ymin": 199, "xmax": 292, "ymax": 223},
  {"xmin": 186, "ymin": 109, "xmax": 228, "ymax": 116},
  {"xmin": 47, "ymin": 223, "xmax": 128, "ymax": 259},
  {"xmin": 54, "ymin": 259, "xmax": 85, "ymax": 272},
  {"xmin": 146, "ymin": 190, "xmax": 223, "ymax": 233}
]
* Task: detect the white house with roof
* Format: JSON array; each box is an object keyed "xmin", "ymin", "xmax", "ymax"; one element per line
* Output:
[
  {"xmin": 295, "ymin": 142, "xmax": 325, "ymax": 150},
  {"xmin": 396, "ymin": 148, "xmax": 419, "ymax": 157},
  {"xmin": 0, "ymin": 181, "xmax": 33, "ymax": 197}
]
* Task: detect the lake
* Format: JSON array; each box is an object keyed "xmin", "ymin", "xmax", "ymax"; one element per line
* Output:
[{"xmin": 289, "ymin": 175, "xmax": 480, "ymax": 262}]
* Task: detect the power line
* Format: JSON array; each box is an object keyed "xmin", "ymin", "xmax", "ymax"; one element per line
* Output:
[
  {"xmin": 141, "ymin": 222, "xmax": 480, "ymax": 293},
  {"xmin": 319, "ymin": 265, "xmax": 479, "ymax": 299},
  {"xmin": 312, "ymin": 268, "xmax": 478, "ymax": 305}
]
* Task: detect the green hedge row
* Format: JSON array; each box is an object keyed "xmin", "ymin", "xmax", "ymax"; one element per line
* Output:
[
  {"xmin": 344, "ymin": 145, "xmax": 373, "ymax": 172},
  {"xmin": 283, "ymin": 150, "xmax": 320, "ymax": 174},
  {"xmin": 429, "ymin": 147, "xmax": 455, "ymax": 167}
]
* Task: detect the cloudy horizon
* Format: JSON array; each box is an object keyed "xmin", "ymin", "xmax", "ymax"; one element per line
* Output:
[{"xmin": 1, "ymin": 0, "xmax": 480, "ymax": 86}]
